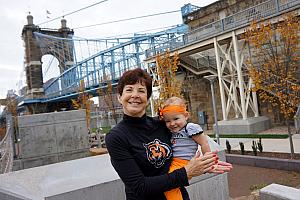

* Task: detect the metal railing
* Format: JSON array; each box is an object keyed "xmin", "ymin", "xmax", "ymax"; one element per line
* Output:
[{"xmin": 145, "ymin": 0, "xmax": 300, "ymax": 58}]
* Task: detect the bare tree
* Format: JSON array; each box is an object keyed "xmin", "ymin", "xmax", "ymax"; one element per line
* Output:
[
  {"xmin": 97, "ymin": 74, "xmax": 119, "ymax": 125},
  {"xmin": 71, "ymin": 80, "xmax": 93, "ymax": 128}
]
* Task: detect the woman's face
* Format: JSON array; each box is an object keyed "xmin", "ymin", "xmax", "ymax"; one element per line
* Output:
[{"xmin": 118, "ymin": 82, "xmax": 148, "ymax": 117}]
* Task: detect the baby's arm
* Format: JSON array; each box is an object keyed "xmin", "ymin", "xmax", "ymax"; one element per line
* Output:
[
  {"xmin": 192, "ymin": 132, "xmax": 233, "ymax": 174},
  {"xmin": 192, "ymin": 133, "xmax": 211, "ymax": 154}
]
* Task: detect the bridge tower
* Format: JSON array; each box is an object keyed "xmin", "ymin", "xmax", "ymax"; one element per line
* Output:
[{"xmin": 22, "ymin": 15, "xmax": 74, "ymax": 114}]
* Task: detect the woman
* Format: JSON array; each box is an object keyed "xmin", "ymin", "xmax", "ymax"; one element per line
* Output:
[{"xmin": 105, "ymin": 68, "xmax": 225, "ymax": 200}]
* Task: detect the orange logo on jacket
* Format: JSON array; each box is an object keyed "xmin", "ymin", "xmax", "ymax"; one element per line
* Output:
[{"xmin": 143, "ymin": 139, "xmax": 172, "ymax": 168}]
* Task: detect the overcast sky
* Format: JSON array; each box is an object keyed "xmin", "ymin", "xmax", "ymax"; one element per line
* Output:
[{"xmin": 0, "ymin": 0, "xmax": 217, "ymax": 100}]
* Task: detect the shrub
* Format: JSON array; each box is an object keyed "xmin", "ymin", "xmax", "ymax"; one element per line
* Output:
[
  {"xmin": 252, "ymin": 141, "xmax": 258, "ymax": 156},
  {"xmin": 239, "ymin": 142, "xmax": 245, "ymax": 155},
  {"xmin": 257, "ymin": 138, "xmax": 263, "ymax": 153},
  {"xmin": 226, "ymin": 140, "xmax": 231, "ymax": 153}
]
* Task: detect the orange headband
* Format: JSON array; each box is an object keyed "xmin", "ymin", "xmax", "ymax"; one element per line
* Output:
[{"xmin": 159, "ymin": 105, "xmax": 186, "ymax": 117}]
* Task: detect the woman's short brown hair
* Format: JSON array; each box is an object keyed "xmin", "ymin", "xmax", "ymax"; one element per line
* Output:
[{"xmin": 117, "ymin": 68, "xmax": 152, "ymax": 99}]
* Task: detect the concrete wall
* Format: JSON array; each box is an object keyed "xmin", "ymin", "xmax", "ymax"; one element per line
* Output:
[
  {"xmin": 0, "ymin": 153, "xmax": 229, "ymax": 200},
  {"xmin": 14, "ymin": 110, "xmax": 89, "ymax": 170}
]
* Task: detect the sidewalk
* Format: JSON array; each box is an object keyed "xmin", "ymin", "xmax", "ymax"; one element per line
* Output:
[{"xmin": 205, "ymin": 126, "xmax": 300, "ymax": 154}]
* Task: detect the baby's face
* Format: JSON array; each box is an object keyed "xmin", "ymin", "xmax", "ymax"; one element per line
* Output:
[{"xmin": 163, "ymin": 111, "xmax": 188, "ymax": 133}]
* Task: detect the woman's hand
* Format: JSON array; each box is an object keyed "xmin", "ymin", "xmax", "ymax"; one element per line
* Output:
[
  {"xmin": 208, "ymin": 161, "xmax": 233, "ymax": 174},
  {"xmin": 184, "ymin": 151, "xmax": 218, "ymax": 179}
]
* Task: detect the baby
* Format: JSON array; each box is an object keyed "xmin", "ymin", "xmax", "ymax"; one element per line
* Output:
[{"xmin": 160, "ymin": 96, "xmax": 232, "ymax": 200}]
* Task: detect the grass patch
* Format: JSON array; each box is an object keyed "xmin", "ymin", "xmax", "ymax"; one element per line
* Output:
[
  {"xmin": 250, "ymin": 183, "xmax": 268, "ymax": 191},
  {"xmin": 90, "ymin": 126, "xmax": 111, "ymax": 134},
  {"xmin": 101, "ymin": 126, "xmax": 111, "ymax": 134},
  {"xmin": 207, "ymin": 134, "xmax": 289, "ymax": 139}
]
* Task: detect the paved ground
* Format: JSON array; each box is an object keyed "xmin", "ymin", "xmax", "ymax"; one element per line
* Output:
[{"xmin": 204, "ymin": 126, "xmax": 300, "ymax": 154}]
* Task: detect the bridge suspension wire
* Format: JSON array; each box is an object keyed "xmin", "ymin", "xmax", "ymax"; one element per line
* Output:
[
  {"xmin": 98, "ymin": 24, "xmax": 181, "ymax": 39},
  {"xmin": 71, "ymin": 24, "xmax": 181, "ymax": 42},
  {"xmin": 43, "ymin": 56, "xmax": 55, "ymax": 77},
  {"xmin": 34, "ymin": 32, "xmax": 76, "ymax": 71},
  {"xmin": 73, "ymin": 10, "xmax": 180, "ymax": 30},
  {"xmin": 33, "ymin": 22, "xmax": 185, "ymax": 67},
  {"xmin": 0, "ymin": 115, "xmax": 14, "ymax": 174},
  {"xmin": 34, "ymin": 24, "xmax": 187, "ymax": 100},
  {"xmin": 16, "ymin": 65, "xmax": 26, "ymax": 96},
  {"xmin": 37, "ymin": 0, "xmax": 109, "ymax": 26}
]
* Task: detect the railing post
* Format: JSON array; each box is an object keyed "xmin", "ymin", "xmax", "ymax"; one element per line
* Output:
[
  {"xmin": 85, "ymin": 62, "xmax": 89, "ymax": 87},
  {"xmin": 93, "ymin": 58, "xmax": 96, "ymax": 85},
  {"xmin": 221, "ymin": 18, "xmax": 225, "ymax": 31},
  {"xmin": 275, "ymin": 0, "xmax": 280, "ymax": 12}
]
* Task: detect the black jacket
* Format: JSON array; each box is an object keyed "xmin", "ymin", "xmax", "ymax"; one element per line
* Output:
[{"xmin": 105, "ymin": 114, "xmax": 190, "ymax": 200}]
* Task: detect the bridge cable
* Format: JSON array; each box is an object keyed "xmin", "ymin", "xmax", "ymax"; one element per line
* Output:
[
  {"xmin": 73, "ymin": 10, "xmax": 180, "ymax": 30},
  {"xmin": 43, "ymin": 56, "xmax": 55, "ymax": 77},
  {"xmin": 37, "ymin": 0, "xmax": 109, "ymax": 26},
  {"xmin": 72, "ymin": 24, "xmax": 180, "ymax": 40}
]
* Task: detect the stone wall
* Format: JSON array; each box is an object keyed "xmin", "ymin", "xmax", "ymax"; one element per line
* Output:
[
  {"xmin": 182, "ymin": 75, "xmax": 241, "ymax": 129},
  {"xmin": 184, "ymin": 0, "xmax": 268, "ymax": 30}
]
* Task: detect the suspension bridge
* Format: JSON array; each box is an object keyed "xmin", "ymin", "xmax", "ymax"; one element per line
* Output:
[{"xmin": 19, "ymin": 15, "xmax": 189, "ymax": 113}]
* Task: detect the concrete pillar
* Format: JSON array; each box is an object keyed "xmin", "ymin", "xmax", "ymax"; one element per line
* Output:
[
  {"xmin": 25, "ymin": 61, "xmax": 44, "ymax": 97},
  {"xmin": 61, "ymin": 18, "xmax": 67, "ymax": 28}
]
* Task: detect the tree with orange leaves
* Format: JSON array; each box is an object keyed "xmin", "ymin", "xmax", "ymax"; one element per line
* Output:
[
  {"xmin": 5, "ymin": 92, "xmax": 19, "ymax": 144},
  {"xmin": 71, "ymin": 80, "xmax": 93, "ymax": 128},
  {"xmin": 245, "ymin": 13, "xmax": 300, "ymax": 159},
  {"xmin": 154, "ymin": 50, "xmax": 182, "ymax": 113}
]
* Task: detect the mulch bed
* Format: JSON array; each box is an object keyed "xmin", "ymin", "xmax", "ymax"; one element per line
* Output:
[
  {"xmin": 228, "ymin": 164, "xmax": 300, "ymax": 198},
  {"xmin": 226, "ymin": 150, "xmax": 300, "ymax": 160}
]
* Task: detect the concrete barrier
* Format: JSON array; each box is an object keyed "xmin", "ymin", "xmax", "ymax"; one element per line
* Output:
[
  {"xmin": 14, "ymin": 110, "xmax": 90, "ymax": 170},
  {"xmin": 226, "ymin": 154, "xmax": 300, "ymax": 172},
  {"xmin": 0, "ymin": 153, "xmax": 229, "ymax": 200},
  {"xmin": 215, "ymin": 116, "xmax": 271, "ymax": 134},
  {"xmin": 260, "ymin": 183, "xmax": 300, "ymax": 200}
]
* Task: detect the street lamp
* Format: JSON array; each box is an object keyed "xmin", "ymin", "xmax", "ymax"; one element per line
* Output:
[{"xmin": 204, "ymin": 75, "xmax": 220, "ymax": 144}]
